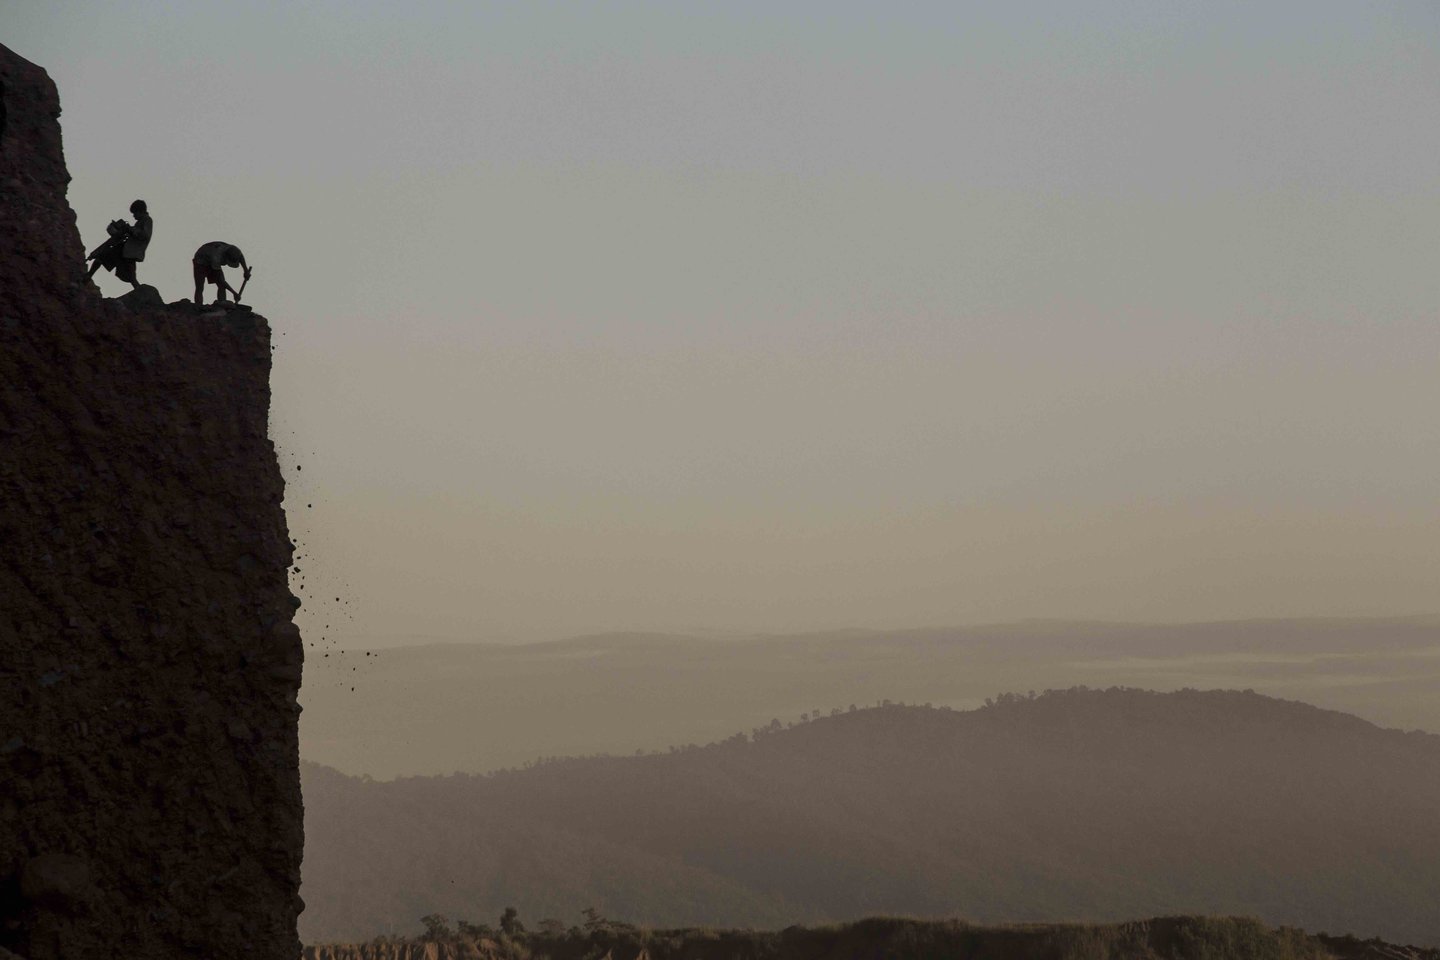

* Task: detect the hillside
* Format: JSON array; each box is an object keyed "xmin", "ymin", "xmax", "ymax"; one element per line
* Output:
[
  {"xmin": 299, "ymin": 618, "xmax": 1440, "ymax": 778},
  {"xmin": 300, "ymin": 688, "xmax": 1440, "ymax": 946}
]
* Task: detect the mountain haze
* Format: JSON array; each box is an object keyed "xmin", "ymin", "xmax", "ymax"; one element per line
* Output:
[
  {"xmin": 300, "ymin": 688, "xmax": 1440, "ymax": 945},
  {"xmin": 300, "ymin": 618, "xmax": 1440, "ymax": 778}
]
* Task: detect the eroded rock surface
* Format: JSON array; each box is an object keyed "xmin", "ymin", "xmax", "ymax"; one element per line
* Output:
[{"xmin": 0, "ymin": 43, "xmax": 304, "ymax": 959}]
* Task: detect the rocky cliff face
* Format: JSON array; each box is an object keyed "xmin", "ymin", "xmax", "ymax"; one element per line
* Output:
[{"xmin": 0, "ymin": 44, "xmax": 304, "ymax": 960}]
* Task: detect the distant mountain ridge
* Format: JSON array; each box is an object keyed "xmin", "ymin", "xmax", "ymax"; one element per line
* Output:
[
  {"xmin": 300, "ymin": 617, "xmax": 1440, "ymax": 778},
  {"xmin": 300, "ymin": 688, "xmax": 1440, "ymax": 945}
]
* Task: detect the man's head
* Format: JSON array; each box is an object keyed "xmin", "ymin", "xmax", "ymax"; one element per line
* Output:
[
  {"xmin": 224, "ymin": 246, "xmax": 243, "ymax": 267},
  {"xmin": 130, "ymin": 199, "xmax": 147, "ymax": 216}
]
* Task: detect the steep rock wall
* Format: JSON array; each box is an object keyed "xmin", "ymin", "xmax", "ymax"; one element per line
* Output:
[{"xmin": 0, "ymin": 44, "xmax": 304, "ymax": 959}]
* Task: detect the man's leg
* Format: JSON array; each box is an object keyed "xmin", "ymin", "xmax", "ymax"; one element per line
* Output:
[{"xmin": 193, "ymin": 260, "xmax": 206, "ymax": 305}]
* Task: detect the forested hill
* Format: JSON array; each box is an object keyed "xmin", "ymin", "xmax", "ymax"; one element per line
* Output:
[{"xmin": 300, "ymin": 688, "xmax": 1440, "ymax": 946}]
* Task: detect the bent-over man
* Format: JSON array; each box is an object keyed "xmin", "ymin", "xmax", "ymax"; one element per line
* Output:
[{"xmin": 192, "ymin": 241, "xmax": 250, "ymax": 305}]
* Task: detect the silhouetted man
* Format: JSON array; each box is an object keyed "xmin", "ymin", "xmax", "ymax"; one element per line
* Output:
[
  {"xmin": 86, "ymin": 199, "xmax": 153, "ymax": 290},
  {"xmin": 192, "ymin": 241, "xmax": 250, "ymax": 305}
]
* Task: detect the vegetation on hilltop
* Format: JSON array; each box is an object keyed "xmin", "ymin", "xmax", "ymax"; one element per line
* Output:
[{"xmin": 304, "ymin": 914, "xmax": 1440, "ymax": 960}]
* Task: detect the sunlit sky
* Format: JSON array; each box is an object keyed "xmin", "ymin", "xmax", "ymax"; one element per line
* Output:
[{"xmin": 10, "ymin": 2, "xmax": 1440, "ymax": 642}]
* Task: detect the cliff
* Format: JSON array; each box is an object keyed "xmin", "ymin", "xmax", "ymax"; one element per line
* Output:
[{"xmin": 0, "ymin": 44, "xmax": 304, "ymax": 959}]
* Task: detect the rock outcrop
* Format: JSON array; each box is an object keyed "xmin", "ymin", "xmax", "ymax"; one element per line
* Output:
[{"xmin": 0, "ymin": 44, "xmax": 304, "ymax": 959}]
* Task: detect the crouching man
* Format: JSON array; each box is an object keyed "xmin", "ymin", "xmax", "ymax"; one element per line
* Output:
[{"xmin": 192, "ymin": 241, "xmax": 251, "ymax": 305}]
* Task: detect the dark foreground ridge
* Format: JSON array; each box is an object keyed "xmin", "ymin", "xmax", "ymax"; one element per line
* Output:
[
  {"xmin": 306, "ymin": 916, "xmax": 1440, "ymax": 960},
  {"xmin": 0, "ymin": 44, "xmax": 304, "ymax": 959}
]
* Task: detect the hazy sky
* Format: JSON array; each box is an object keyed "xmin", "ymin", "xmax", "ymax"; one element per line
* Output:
[{"xmin": 10, "ymin": 2, "xmax": 1440, "ymax": 642}]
